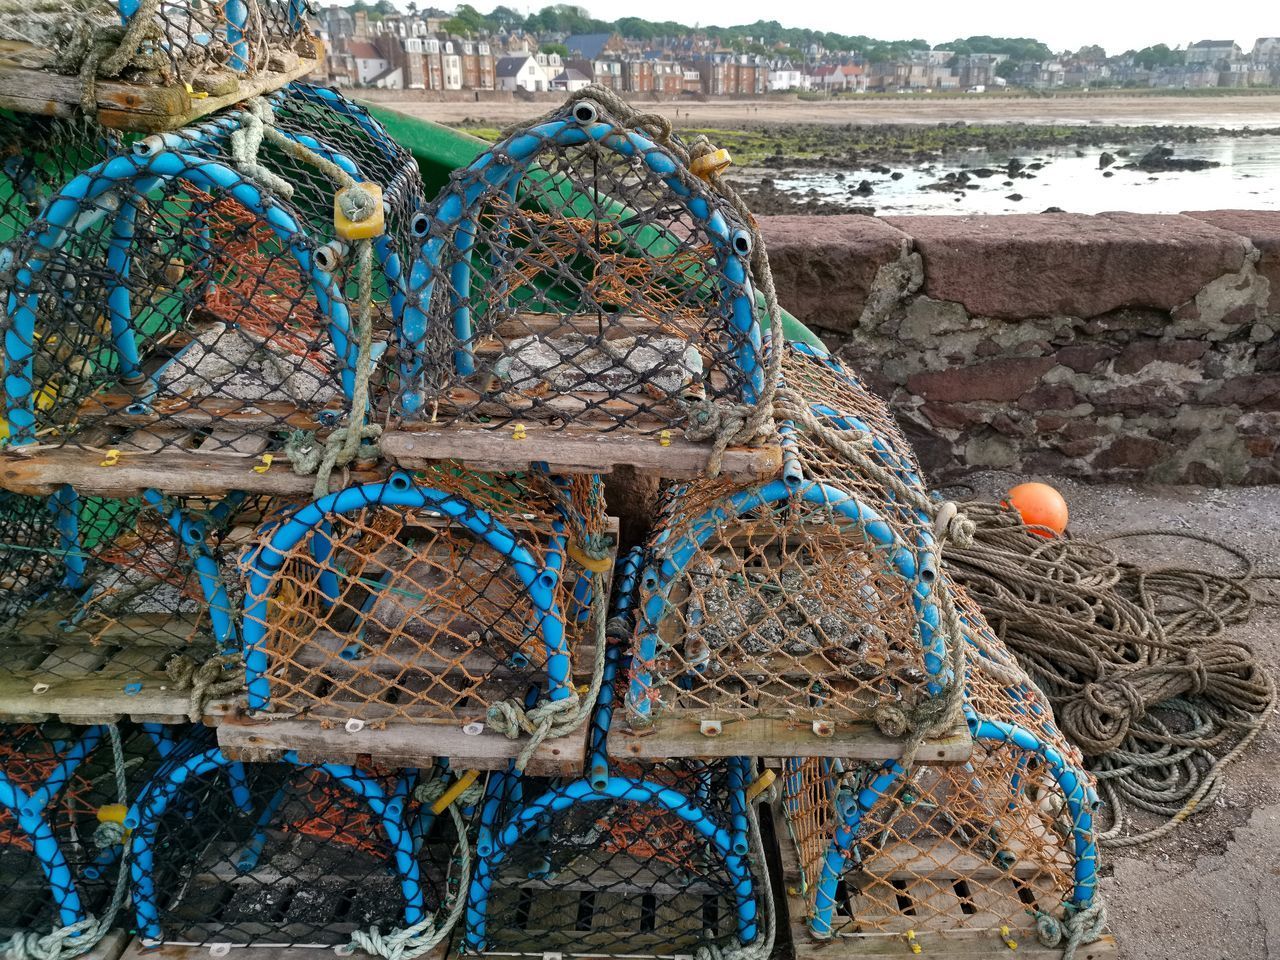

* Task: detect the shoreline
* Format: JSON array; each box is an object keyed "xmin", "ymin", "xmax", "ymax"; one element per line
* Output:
[{"xmin": 362, "ymin": 91, "xmax": 1280, "ymax": 129}]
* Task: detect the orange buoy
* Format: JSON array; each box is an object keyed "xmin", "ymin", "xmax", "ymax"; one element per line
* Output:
[{"xmin": 1006, "ymin": 482, "xmax": 1068, "ymax": 537}]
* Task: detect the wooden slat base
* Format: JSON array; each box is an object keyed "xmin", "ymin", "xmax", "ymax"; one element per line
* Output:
[
  {"xmin": 769, "ymin": 805, "xmax": 1117, "ymax": 960},
  {"xmin": 119, "ymin": 934, "xmax": 449, "ymax": 960},
  {"xmin": 0, "ymin": 40, "xmax": 324, "ymax": 132},
  {"xmin": 216, "ymin": 713, "xmax": 588, "ymax": 778},
  {"xmin": 0, "ymin": 444, "xmax": 386, "ymax": 498},
  {"xmin": 609, "ymin": 716, "xmax": 973, "ymax": 764},
  {"xmin": 382, "ymin": 423, "xmax": 781, "ymax": 482},
  {"xmin": 0, "ymin": 639, "xmax": 235, "ymax": 724}
]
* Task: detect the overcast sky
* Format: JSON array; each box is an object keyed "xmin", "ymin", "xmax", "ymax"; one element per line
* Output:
[{"xmin": 494, "ymin": 0, "xmax": 1273, "ymax": 54}]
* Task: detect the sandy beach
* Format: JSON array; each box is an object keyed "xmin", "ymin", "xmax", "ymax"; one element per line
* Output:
[{"xmin": 363, "ymin": 91, "xmax": 1280, "ymax": 129}]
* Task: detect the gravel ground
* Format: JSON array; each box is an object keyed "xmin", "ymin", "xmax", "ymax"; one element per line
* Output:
[{"xmin": 952, "ymin": 472, "xmax": 1280, "ymax": 960}]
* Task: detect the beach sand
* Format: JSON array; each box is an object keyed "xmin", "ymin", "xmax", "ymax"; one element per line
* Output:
[{"xmin": 361, "ymin": 91, "xmax": 1280, "ymax": 130}]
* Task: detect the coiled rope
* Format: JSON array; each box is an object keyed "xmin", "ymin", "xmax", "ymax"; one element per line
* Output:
[{"xmin": 943, "ymin": 502, "xmax": 1275, "ymax": 846}]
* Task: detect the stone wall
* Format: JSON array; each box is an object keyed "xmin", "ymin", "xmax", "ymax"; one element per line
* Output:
[{"xmin": 760, "ymin": 211, "xmax": 1280, "ymax": 484}]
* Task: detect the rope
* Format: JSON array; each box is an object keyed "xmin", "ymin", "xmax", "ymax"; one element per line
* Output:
[
  {"xmin": 500, "ymin": 85, "xmax": 783, "ymax": 477},
  {"xmin": 52, "ymin": 0, "xmax": 169, "ymax": 114},
  {"xmin": 165, "ymin": 650, "xmax": 244, "ymax": 722},
  {"xmin": 229, "ymin": 97, "xmax": 383, "ymax": 499},
  {"xmin": 944, "ymin": 503, "xmax": 1275, "ymax": 847},
  {"xmin": 0, "ymin": 726, "xmax": 132, "ymax": 960},
  {"xmin": 347, "ymin": 802, "xmax": 472, "ymax": 960},
  {"xmin": 485, "ymin": 568, "xmax": 609, "ymax": 773},
  {"xmin": 1035, "ymin": 903, "xmax": 1109, "ymax": 960}
]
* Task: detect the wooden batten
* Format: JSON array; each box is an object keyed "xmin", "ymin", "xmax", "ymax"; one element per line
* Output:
[{"xmin": 0, "ymin": 38, "xmax": 324, "ymax": 132}]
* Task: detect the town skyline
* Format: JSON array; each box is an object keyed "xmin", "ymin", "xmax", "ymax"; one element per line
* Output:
[{"xmin": 358, "ymin": 0, "xmax": 1278, "ymax": 56}]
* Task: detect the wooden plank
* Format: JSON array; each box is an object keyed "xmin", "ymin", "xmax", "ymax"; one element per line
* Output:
[
  {"xmin": 609, "ymin": 716, "xmax": 972, "ymax": 764},
  {"xmin": 118, "ymin": 933, "xmax": 451, "ymax": 960},
  {"xmin": 0, "ymin": 40, "xmax": 324, "ymax": 133},
  {"xmin": 383, "ymin": 424, "xmax": 781, "ymax": 483},
  {"xmin": 215, "ymin": 713, "xmax": 587, "ymax": 778},
  {"xmin": 0, "ymin": 445, "xmax": 386, "ymax": 498}
]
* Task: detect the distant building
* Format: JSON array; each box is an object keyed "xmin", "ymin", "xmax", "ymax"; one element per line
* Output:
[
  {"xmin": 563, "ymin": 33, "xmax": 625, "ymax": 60},
  {"xmin": 552, "ymin": 67, "xmax": 591, "ymax": 92},
  {"xmin": 347, "ymin": 40, "xmax": 390, "ymax": 84},
  {"xmin": 1252, "ymin": 38, "xmax": 1280, "ymax": 64},
  {"xmin": 1186, "ymin": 39, "xmax": 1242, "ymax": 66},
  {"xmin": 496, "ymin": 54, "xmax": 549, "ymax": 92}
]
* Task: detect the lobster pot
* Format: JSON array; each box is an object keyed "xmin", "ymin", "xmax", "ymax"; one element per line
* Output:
[
  {"xmin": 780, "ymin": 585, "xmax": 1102, "ymax": 948},
  {"xmin": 462, "ymin": 549, "xmax": 769, "ymax": 960},
  {"xmin": 625, "ymin": 343, "xmax": 946, "ymax": 737},
  {"xmin": 396, "ymin": 95, "xmax": 765, "ymax": 440},
  {"xmin": 241, "ymin": 468, "xmax": 608, "ymax": 728},
  {"xmin": 127, "ymin": 734, "xmax": 469, "ymax": 950},
  {"xmin": 0, "ymin": 722, "xmax": 166, "ymax": 947},
  {"xmin": 0, "ymin": 111, "xmax": 122, "ymax": 252},
  {"xmin": 1, "ymin": 85, "xmax": 422, "ymax": 458},
  {"xmin": 0, "ymin": 486, "xmax": 260, "ymax": 701},
  {"xmin": 3, "ymin": 0, "xmax": 314, "ymax": 84}
]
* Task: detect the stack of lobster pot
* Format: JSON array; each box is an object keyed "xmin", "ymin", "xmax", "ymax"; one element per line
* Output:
[
  {"xmin": 0, "ymin": 59, "xmax": 1112, "ymax": 960},
  {"xmin": 0, "ymin": 22, "xmax": 481, "ymax": 954}
]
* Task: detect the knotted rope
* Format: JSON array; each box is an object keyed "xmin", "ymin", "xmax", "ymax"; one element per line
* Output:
[
  {"xmin": 1035, "ymin": 902, "xmax": 1109, "ymax": 960},
  {"xmin": 229, "ymin": 97, "xmax": 383, "ymax": 498},
  {"xmin": 165, "ymin": 650, "xmax": 244, "ymax": 722},
  {"xmin": 944, "ymin": 502, "xmax": 1275, "ymax": 846},
  {"xmin": 347, "ymin": 774, "xmax": 475, "ymax": 960},
  {"xmin": 486, "ymin": 567, "xmax": 609, "ymax": 773},
  {"xmin": 500, "ymin": 84, "xmax": 783, "ymax": 477}
]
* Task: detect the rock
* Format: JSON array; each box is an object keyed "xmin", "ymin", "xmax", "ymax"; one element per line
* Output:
[
  {"xmin": 1093, "ymin": 436, "xmax": 1168, "ymax": 471},
  {"xmin": 1007, "ymin": 158, "xmax": 1025, "ymax": 177},
  {"xmin": 1103, "ymin": 170, "xmax": 1115, "ymax": 177},
  {"xmin": 1042, "ymin": 206, "xmax": 1066, "ymax": 213},
  {"xmin": 1138, "ymin": 145, "xmax": 1220, "ymax": 172},
  {"xmin": 854, "ymin": 179, "xmax": 874, "ymax": 196},
  {"xmin": 905, "ymin": 357, "xmax": 1056, "ymax": 403},
  {"xmin": 1114, "ymin": 339, "xmax": 1209, "ymax": 375},
  {"xmin": 757, "ymin": 216, "xmax": 913, "ymax": 335},
  {"xmin": 880, "ymin": 212, "xmax": 1250, "ymax": 320},
  {"xmin": 1099, "ymin": 151, "xmax": 1116, "ymax": 169},
  {"xmin": 890, "ymin": 171, "xmax": 905, "ymax": 180},
  {"xmin": 1055, "ymin": 344, "xmax": 1114, "ymax": 372},
  {"xmin": 1183, "ymin": 209, "xmax": 1280, "ymax": 313},
  {"xmin": 1006, "ymin": 193, "xmax": 1024, "ymax": 202},
  {"xmin": 868, "ymin": 163, "xmax": 892, "ymax": 174}
]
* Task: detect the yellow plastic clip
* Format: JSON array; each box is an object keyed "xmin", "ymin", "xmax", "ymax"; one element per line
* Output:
[
  {"xmin": 568, "ymin": 541, "xmax": 613, "ymax": 574},
  {"xmin": 658, "ymin": 429, "xmax": 672, "ymax": 447},
  {"xmin": 430, "ymin": 769, "xmax": 480, "ymax": 815},
  {"xmin": 334, "ymin": 182, "xmax": 385, "ymax": 240},
  {"xmin": 99, "ymin": 449, "xmax": 121, "ymax": 467},
  {"xmin": 745, "ymin": 769, "xmax": 776, "ymax": 803},
  {"xmin": 253, "ymin": 453, "xmax": 274, "ymax": 474},
  {"xmin": 999, "ymin": 925, "xmax": 1017, "ymax": 950},
  {"xmin": 511, "ymin": 423, "xmax": 527, "ymax": 441},
  {"xmin": 184, "ymin": 82, "xmax": 209, "ymax": 100},
  {"xmin": 97, "ymin": 804, "xmax": 127, "ymax": 825},
  {"xmin": 906, "ymin": 930, "xmax": 921, "ymax": 955},
  {"xmin": 691, "ymin": 148, "xmax": 733, "ymax": 180}
]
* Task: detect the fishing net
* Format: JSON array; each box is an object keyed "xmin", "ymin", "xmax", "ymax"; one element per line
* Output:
[
  {"xmin": 240, "ymin": 468, "xmax": 610, "ymax": 741},
  {"xmin": 624, "ymin": 343, "xmax": 953, "ymax": 744},
  {"xmin": 0, "ymin": 111, "xmax": 122, "ymax": 258},
  {"xmin": 395, "ymin": 95, "xmax": 766, "ymax": 445},
  {"xmin": 0, "ymin": 0, "xmax": 315, "ymax": 87},
  {"xmin": 0, "ymin": 722, "xmax": 159, "ymax": 958},
  {"xmin": 0, "ymin": 84, "xmax": 420, "ymax": 476},
  {"xmin": 461, "ymin": 550, "xmax": 773, "ymax": 960},
  {"xmin": 0, "ymin": 486, "xmax": 262, "ymax": 716},
  {"xmin": 127, "ymin": 732, "xmax": 472, "ymax": 958},
  {"xmin": 780, "ymin": 584, "xmax": 1105, "ymax": 954}
]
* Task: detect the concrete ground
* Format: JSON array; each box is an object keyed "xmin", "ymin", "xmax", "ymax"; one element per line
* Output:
[{"xmin": 954, "ymin": 472, "xmax": 1280, "ymax": 960}]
